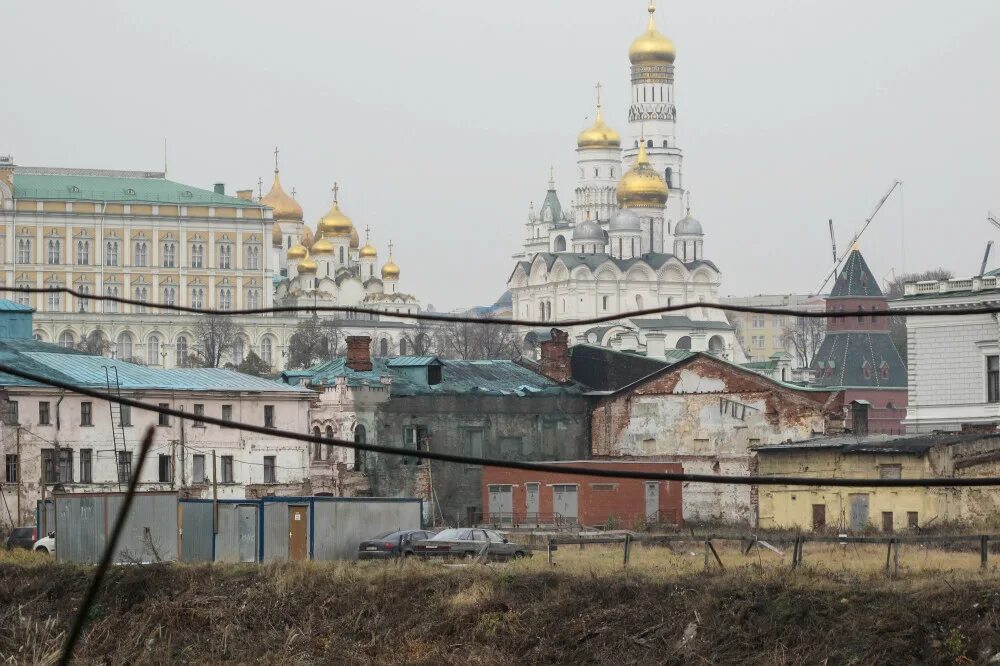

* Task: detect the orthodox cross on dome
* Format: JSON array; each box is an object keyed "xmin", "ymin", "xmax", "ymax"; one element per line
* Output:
[
  {"xmin": 594, "ymin": 81, "xmax": 603, "ymax": 110},
  {"xmin": 273, "ymin": 146, "xmax": 280, "ymax": 172},
  {"xmin": 388, "ymin": 239, "xmax": 394, "ymax": 257},
  {"xmin": 686, "ymin": 190, "xmax": 692, "ymax": 213},
  {"xmin": 548, "ymin": 166, "xmax": 555, "ymax": 189},
  {"xmin": 291, "ymin": 187, "xmax": 297, "ymax": 199},
  {"xmin": 365, "ymin": 224, "xmax": 371, "ymax": 242},
  {"xmin": 257, "ymin": 177, "xmax": 263, "ymax": 200},
  {"xmin": 332, "ymin": 182, "xmax": 340, "ymax": 204}
]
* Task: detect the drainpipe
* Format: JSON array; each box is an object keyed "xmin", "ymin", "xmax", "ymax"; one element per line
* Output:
[{"xmin": 55, "ymin": 389, "xmax": 64, "ymax": 431}]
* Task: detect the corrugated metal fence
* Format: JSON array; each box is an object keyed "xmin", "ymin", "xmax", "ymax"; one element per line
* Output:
[{"xmin": 42, "ymin": 493, "xmax": 422, "ymax": 564}]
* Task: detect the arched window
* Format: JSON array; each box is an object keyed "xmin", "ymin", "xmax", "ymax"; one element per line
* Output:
[
  {"xmin": 134, "ymin": 241, "xmax": 148, "ymax": 267},
  {"xmin": 400, "ymin": 338, "xmax": 408, "ymax": 355},
  {"xmin": 105, "ymin": 241, "xmax": 119, "ymax": 266},
  {"xmin": 610, "ymin": 167, "xmax": 615, "ymax": 178},
  {"xmin": 708, "ymin": 335, "xmax": 726, "ymax": 353},
  {"xmin": 16, "ymin": 239, "xmax": 31, "ymax": 264},
  {"xmin": 176, "ymin": 335, "xmax": 189, "ymax": 367},
  {"xmin": 326, "ymin": 426, "xmax": 335, "ymax": 460},
  {"xmin": 77, "ymin": 240, "xmax": 90, "ymax": 265},
  {"xmin": 233, "ymin": 337, "xmax": 246, "ymax": 365},
  {"xmin": 59, "ymin": 331, "xmax": 75, "ymax": 348},
  {"xmin": 77, "ymin": 284, "xmax": 91, "ymax": 312},
  {"xmin": 379, "ymin": 338, "xmax": 389, "ymax": 357},
  {"xmin": 47, "ymin": 239, "xmax": 61, "ymax": 264},
  {"xmin": 665, "ymin": 167, "xmax": 673, "ymax": 187},
  {"xmin": 260, "ymin": 336, "xmax": 273, "ymax": 365},
  {"xmin": 353, "ymin": 425, "xmax": 366, "ymax": 471},
  {"xmin": 676, "ymin": 336, "xmax": 692, "ymax": 350},
  {"xmin": 147, "ymin": 335, "xmax": 161, "ymax": 365},
  {"xmin": 635, "ymin": 294, "xmax": 644, "ymax": 309},
  {"xmin": 554, "ymin": 235, "xmax": 567, "ymax": 252},
  {"xmin": 646, "ymin": 139, "xmax": 653, "ymax": 149},
  {"xmin": 313, "ymin": 426, "xmax": 323, "ymax": 460},
  {"xmin": 339, "ymin": 247, "xmax": 345, "ymax": 264},
  {"xmin": 117, "ymin": 332, "xmax": 133, "ymax": 361},
  {"xmin": 663, "ymin": 140, "xmax": 668, "ymax": 148}
]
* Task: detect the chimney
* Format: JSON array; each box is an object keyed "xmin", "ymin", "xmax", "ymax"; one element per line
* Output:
[
  {"xmin": 539, "ymin": 328, "xmax": 570, "ymax": 383},
  {"xmin": 645, "ymin": 333, "xmax": 666, "ymax": 361},
  {"xmin": 236, "ymin": 189, "xmax": 253, "ymax": 201},
  {"xmin": 213, "ymin": 183, "xmax": 225, "ymax": 195},
  {"xmin": 346, "ymin": 336, "xmax": 372, "ymax": 372}
]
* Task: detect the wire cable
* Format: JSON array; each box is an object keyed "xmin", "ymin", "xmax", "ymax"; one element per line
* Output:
[
  {"xmin": 1, "ymin": 359, "xmax": 999, "ymax": 489},
  {"xmin": 0, "ymin": 285, "xmax": 989, "ymax": 326}
]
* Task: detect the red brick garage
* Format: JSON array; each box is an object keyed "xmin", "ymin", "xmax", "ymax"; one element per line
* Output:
[{"xmin": 481, "ymin": 461, "xmax": 683, "ymax": 528}]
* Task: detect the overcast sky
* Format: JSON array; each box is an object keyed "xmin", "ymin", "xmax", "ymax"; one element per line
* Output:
[{"xmin": 4, "ymin": 1, "xmax": 999, "ymax": 309}]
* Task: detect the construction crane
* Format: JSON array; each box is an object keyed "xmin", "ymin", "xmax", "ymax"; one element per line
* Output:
[
  {"xmin": 814, "ymin": 180, "xmax": 902, "ymax": 295},
  {"xmin": 828, "ymin": 219, "xmax": 837, "ymax": 264}
]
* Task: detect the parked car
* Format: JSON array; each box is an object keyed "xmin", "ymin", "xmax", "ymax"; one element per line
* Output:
[
  {"xmin": 357, "ymin": 529, "xmax": 436, "ymax": 560},
  {"xmin": 33, "ymin": 532, "xmax": 55, "ymax": 556},
  {"xmin": 411, "ymin": 528, "xmax": 530, "ymax": 561},
  {"xmin": 4, "ymin": 526, "xmax": 37, "ymax": 550}
]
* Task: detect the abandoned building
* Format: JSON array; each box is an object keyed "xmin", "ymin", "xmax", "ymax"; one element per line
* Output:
[
  {"xmin": 535, "ymin": 334, "xmax": 844, "ymax": 524},
  {"xmin": 284, "ymin": 336, "xmax": 590, "ymax": 525},
  {"xmin": 755, "ymin": 432, "xmax": 1000, "ymax": 531}
]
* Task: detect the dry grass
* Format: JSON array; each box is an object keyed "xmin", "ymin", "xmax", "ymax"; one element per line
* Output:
[{"xmin": 2, "ymin": 546, "xmax": 1000, "ymax": 664}]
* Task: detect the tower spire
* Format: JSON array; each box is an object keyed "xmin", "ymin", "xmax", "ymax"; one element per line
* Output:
[
  {"xmin": 648, "ymin": 0, "xmax": 656, "ymax": 29},
  {"xmin": 548, "ymin": 166, "xmax": 555, "ymax": 190},
  {"xmin": 273, "ymin": 146, "xmax": 280, "ymax": 173}
]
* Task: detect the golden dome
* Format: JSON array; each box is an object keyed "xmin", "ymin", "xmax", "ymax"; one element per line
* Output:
[
  {"xmin": 381, "ymin": 260, "xmax": 400, "ymax": 280},
  {"xmin": 360, "ymin": 243, "xmax": 377, "ymax": 259},
  {"xmin": 350, "ymin": 225, "xmax": 360, "ymax": 249},
  {"xmin": 311, "ymin": 237, "xmax": 334, "ymax": 255},
  {"xmin": 629, "ymin": 1, "xmax": 676, "ymax": 66},
  {"xmin": 300, "ymin": 225, "xmax": 314, "ymax": 249},
  {"xmin": 317, "ymin": 183, "xmax": 355, "ymax": 237},
  {"xmin": 577, "ymin": 108, "xmax": 621, "ymax": 149},
  {"xmin": 298, "ymin": 255, "xmax": 318, "ymax": 273},
  {"xmin": 287, "ymin": 243, "xmax": 308, "ymax": 260},
  {"xmin": 616, "ymin": 143, "xmax": 668, "ymax": 209},
  {"xmin": 261, "ymin": 170, "xmax": 303, "ymax": 223}
]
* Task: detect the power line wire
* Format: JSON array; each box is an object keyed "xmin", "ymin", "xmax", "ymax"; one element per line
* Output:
[
  {"xmin": 0, "ymin": 285, "xmax": 987, "ymax": 326},
  {"xmin": 0, "ymin": 359, "xmax": 998, "ymax": 489}
]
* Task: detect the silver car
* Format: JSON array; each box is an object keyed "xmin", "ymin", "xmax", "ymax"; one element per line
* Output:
[{"xmin": 411, "ymin": 528, "xmax": 530, "ymax": 561}]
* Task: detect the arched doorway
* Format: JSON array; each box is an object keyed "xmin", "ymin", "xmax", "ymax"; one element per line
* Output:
[{"xmin": 676, "ymin": 336, "xmax": 692, "ymax": 350}]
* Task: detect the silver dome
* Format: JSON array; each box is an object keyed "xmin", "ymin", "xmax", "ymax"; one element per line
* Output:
[
  {"xmin": 610, "ymin": 208, "xmax": 641, "ymax": 232},
  {"xmin": 675, "ymin": 214, "xmax": 703, "ymax": 235},
  {"xmin": 572, "ymin": 219, "xmax": 605, "ymax": 242}
]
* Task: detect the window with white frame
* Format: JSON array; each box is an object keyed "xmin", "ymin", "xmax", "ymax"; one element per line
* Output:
[
  {"xmin": 134, "ymin": 286, "xmax": 148, "ymax": 313},
  {"xmin": 162, "ymin": 286, "xmax": 176, "ymax": 306},
  {"xmin": 47, "ymin": 239, "xmax": 61, "ymax": 264},
  {"xmin": 15, "ymin": 281, "xmax": 32, "ymax": 307},
  {"xmin": 16, "ymin": 238, "xmax": 31, "ymax": 264},
  {"xmin": 134, "ymin": 241, "xmax": 148, "ymax": 267},
  {"xmin": 190, "ymin": 243, "xmax": 204, "ymax": 268},
  {"xmin": 46, "ymin": 291, "xmax": 61, "ymax": 312},
  {"xmin": 190, "ymin": 287, "xmax": 204, "ymax": 309},
  {"xmin": 77, "ymin": 284, "xmax": 91, "ymax": 312},
  {"xmin": 260, "ymin": 336, "xmax": 273, "ymax": 365},
  {"xmin": 76, "ymin": 240, "xmax": 90, "ymax": 265},
  {"xmin": 104, "ymin": 285, "xmax": 120, "ymax": 313},
  {"xmin": 176, "ymin": 336, "xmax": 189, "ymax": 366},
  {"xmin": 117, "ymin": 332, "xmax": 133, "ymax": 360},
  {"xmin": 147, "ymin": 335, "xmax": 161, "ymax": 365},
  {"xmin": 246, "ymin": 288, "xmax": 261, "ymax": 309},
  {"xmin": 105, "ymin": 240, "xmax": 119, "ymax": 266},
  {"xmin": 244, "ymin": 244, "xmax": 260, "ymax": 270},
  {"xmin": 217, "ymin": 244, "xmax": 232, "ymax": 269},
  {"xmin": 218, "ymin": 287, "xmax": 232, "ymax": 310},
  {"xmin": 162, "ymin": 241, "xmax": 176, "ymax": 268}
]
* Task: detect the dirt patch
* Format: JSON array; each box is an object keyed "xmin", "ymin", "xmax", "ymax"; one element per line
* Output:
[{"xmin": 2, "ymin": 556, "xmax": 1000, "ymax": 664}]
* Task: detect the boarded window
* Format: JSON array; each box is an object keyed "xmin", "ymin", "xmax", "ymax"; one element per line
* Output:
[
  {"xmin": 882, "ymin": 512, "xmax": 894, "ymax": 533},
  {"xmin": 878, "ymin": 464, "xmax": 902, "ymax": 480},
  {"xmin": 907, "ymin": 511, "xmax": 919, "ymax": 528},
  {"xmin": 497, "ymin": 436, "xmax": 523, "ymax": 460}
]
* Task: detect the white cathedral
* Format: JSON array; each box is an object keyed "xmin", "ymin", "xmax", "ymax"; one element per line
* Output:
[{"xmin": 508, "ymin": 1, "xmax": 741, "ymax": 360}]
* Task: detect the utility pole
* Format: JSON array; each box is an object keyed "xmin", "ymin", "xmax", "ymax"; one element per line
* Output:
[
  {"xmin": 212, "ymin": 450, "xmax": 218, "ymax": 535},
  {"xmin": 39, "ymin": 464, "xmax": 46, "ymax": 536}
]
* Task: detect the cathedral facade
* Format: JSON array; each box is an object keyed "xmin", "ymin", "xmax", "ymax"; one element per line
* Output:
[{"xmin": 508, "ymin": 2, "xmax": 739, "ymax": 360}]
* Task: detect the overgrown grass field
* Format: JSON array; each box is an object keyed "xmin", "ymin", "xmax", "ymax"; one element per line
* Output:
[{"xmin": 2, "ymin": 546, "xmax": 1000, "ymax": 664}]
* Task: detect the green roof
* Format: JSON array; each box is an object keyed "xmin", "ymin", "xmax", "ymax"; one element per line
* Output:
[
  {"xmin": 13, "ymin": 173, "xmax": 258, "ymax": 208},
  {"xmin": 293, "ymin": 356, "xmax": 579, "ymax": 397},
  {"xmin": 0, "ymin": 338, "xmax": 310, "ymax": 394}
]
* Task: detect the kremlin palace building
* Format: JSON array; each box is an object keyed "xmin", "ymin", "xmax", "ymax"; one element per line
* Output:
[{"xmin": 0, "ymin": 156, "xmax": 422, "ymax": 371}]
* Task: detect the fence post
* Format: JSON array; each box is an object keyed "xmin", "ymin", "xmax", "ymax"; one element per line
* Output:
[
  {"xmin": 798, "ymin": 537, "xmax": 805, "ymax": 568},
  {"xmin": 884, "ymin": 539, "xmax": 892, "ymax": 573},
  {"xmin": 892, "ymin": 539, "xmax": 900, "ymax": 578},
  {"xmin": 704, "ymin": 539, "xmax": 710, "ymax": 571},
  {"xmin": 791, "ymin": 536, "xmax": 800, "ymax": 570},
  {"xmin": 547, "ymin": 538, "xmax": 553, "ymax": 566},
  {"xmin": 623, "ymin": 534, "xmax": 631, "ymax": 568},
  {"xmin": 982, "ymin": 535, "xmax": 989, "ymax": 571}
]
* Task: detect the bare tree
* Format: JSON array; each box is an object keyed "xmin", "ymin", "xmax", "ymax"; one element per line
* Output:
[
  {"xmin": 781, "ymin": 317, "xmax": 827, "ymax": 368},
  {"xmin": 236, "ymin": 350, "xmax": 272, "ymax": 377},
  {"xmin": 400, "ymin": 320, "xmax": 438, "ymax": 356},
  {"xmin": 76, "ymin": 330, "xmax": 110, "ymax": 356},
  {"xmin": 191, "ymin": 314, "xmax": 241, "ymax": 368},
  {"xmin": 884, "ymin": 268, "xmax": 953, "ymax": 358},
  {"xmin": 439, "ymin": 316, "xmax": 521, "ymax": 360},
  {"xmin": 287, "ymin": 316, "xmax": 330, "ymax": 369}
]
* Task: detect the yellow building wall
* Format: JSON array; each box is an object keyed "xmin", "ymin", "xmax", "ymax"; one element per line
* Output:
[{"xmin": 757, "ymin": 450, "xmax": 953, "ymax": 531}]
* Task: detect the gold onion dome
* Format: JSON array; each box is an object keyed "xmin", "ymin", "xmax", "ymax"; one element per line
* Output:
[
  {"xmin": 577, "ymin": 108, "xmax": 621, "ymax": 149},
  {"xmin": 261, "ymin": 170, "xmax": 304, "ymax": 223},
  {"xmin": 381, "ymin": 260, "xmax": 400, "ymax": 280},
  {"xmin": 298, "ymin": 255, "xmax": 318, "ymax": 273},
  {"xmin": 616, "ymin": 143, "xmax": 668, "ymax": 208},
  {"xmin": 287, "ymin": 243, "xmax": 308, "ymax": 260},
  {"xmin": 310, "ymin": 237, "xmax": 334, "ymax": 255},
  {"xmin": 360, "ymin": 242, "xmax": 377, "ymax": 259},
  {"xmin": 629, "ymin": 1, "xmax": 676, "ymax": 65},
  {"xmin": 350, "ymin": 226, "xmax": 360, "ymax": 249}
]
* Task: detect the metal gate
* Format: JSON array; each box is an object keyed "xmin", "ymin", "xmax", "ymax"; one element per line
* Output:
[
  {"xmin": 237, "ymin": 504, "xmax": 258, "ymax": 563},
  {"xmin": 644, "ymin": 482, "xmax": 659, "ymax": 521},
  {"xmin": 179, "ymin": 501, "xmax": 213, "ymax": 562},
  {"xmin": 487, "ymin": 485, "xmax": 513, "ymax": 526},
  {"xmin": 849, "ymin": 494, "xmax": 870, "ymax": 531},
  {"xmin": 552, "ymin": 485, "xmax": 578, "ymax": 524}
]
